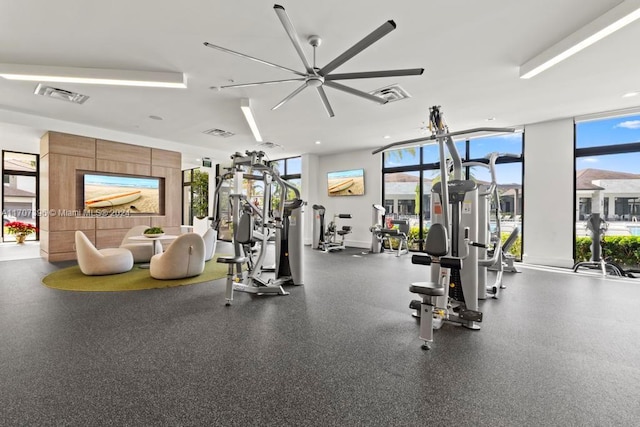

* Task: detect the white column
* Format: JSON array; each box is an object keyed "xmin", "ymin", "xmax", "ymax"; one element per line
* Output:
[{"xmin": 523, "ymin": 119, "xmax": 575, "ymax": 268}]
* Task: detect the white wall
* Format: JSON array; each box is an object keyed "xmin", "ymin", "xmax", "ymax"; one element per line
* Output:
[
  {"xmin": 0, "ymin": 122, "xmax": 41, "ymax": 154},
  {"xmin": 301, "ymin": 154, "xmax": 319, "ymax": 245},
  {"xmin": 523, "ymin": 118, "xmax": 575, "ymax": 267},
  {"xmin": 313, "ymin": 148, "xmax": 382, "ymax": 249},
  {"xmin": 0, "ymin": 109, "xmax": 222, "ymax": 170}
]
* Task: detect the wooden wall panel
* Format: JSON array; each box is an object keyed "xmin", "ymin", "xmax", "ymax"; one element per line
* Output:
[
  {"xmin": 152, "ymin": 148, "xmax": 181, "ymax": 168},
  {"xmin": 47, "ymin": 132, "xmax": 96, "ymax": 158},
  {"xmin": 39, "ymin": 230, "xmax": 49, "ymax": 253},
  {"xmin": 40, "ymin": 132, "xmax": 51, "ymax": 156},
  {"xmin": 39, "ymin": 152, "xmax": 50, "ymax": 232},
  {"xmin": 96, "ymin": 216, "xmax": 151, "ymax": 230},
  {"xmin": 48, "ymin": 252, "xmax": 78, "ymax": 262},
  {"xmin": 152, "ymin": 165, "xmax": 181, "ymax": 226},
  {"xmin": 96, "ymin": 159, "xmax": 151, "ymax": 176},
  {"xmin": 50, "ymin": 216, "xmax": 95, "ymax": 231},
  {"xmin": 49, "ymin": 229, "xmax": 93, "ymax": 255},
  {"xmin": 48, "ymin": 153, "xmax": 95, "ymax": 210},
  {"xmin": 97, "ymin": 140, "xmax": 151, "ymax": 165},
  {"xmin": 96, "ymin": 229, "xmax": 129, "ymax": 249},
  {"xmin": 40, "ymin": 131, "xmax": 182, "ymax": 261}
]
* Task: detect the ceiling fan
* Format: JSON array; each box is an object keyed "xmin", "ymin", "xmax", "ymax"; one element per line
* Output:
[{"xmin": 204, "ymin": 4, "xmax": 424, "ymax": 117}]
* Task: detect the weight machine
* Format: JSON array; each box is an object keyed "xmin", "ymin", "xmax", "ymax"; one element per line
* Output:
[
  {"xmin": 312, "ymin": 205, "xmax": 352, "ymax": 252},
  {"xmin": 373, "ymin": 106, "xmax": 515, "ymax": 349},
  {"xmin": 463, "ymin": 152, "xmax": 521, "ymax": 299},
  {"xmin": 213, "ymin": 151, "xmax": 304, "ymax": 305}
]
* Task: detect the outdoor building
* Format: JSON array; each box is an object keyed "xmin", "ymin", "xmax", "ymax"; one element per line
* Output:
[
  {"xmin": 2, "ymin": 154, "xmax": 38, "ymax": 242},
  {"xmin": 576, "ymin": 168, "xmax": 640, "ymax": 221},
  {"xmin": 576, "ymin": 168, "xmax": 640, "ymax": 237}
]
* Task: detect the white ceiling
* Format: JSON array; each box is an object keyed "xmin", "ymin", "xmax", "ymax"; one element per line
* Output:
[{"xmin": 1, "ymin": 0, "xmax": 640, "ymax": 165}]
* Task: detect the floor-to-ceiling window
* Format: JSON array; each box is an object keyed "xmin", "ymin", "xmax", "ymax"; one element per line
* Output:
[
  {"xmin": 212, "ymin": 156, "xmax": 301, "ymax": 242},
  {"xmin": 270, "ymin": 156, "xmax": 302, "ymax": 207},
  {"xmin": 2, "ymin": 151, "xmax": 39, "ymax": 242},
  {"xmin": 575, "ymin": 113, "xmax": 640, "ymax": 266},
  {"xmin": 382, "ymin": 133, "xmax": 523, "ymax": 255}
]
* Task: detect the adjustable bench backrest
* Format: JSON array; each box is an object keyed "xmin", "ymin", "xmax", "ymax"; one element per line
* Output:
[
  {"xmin": 424, "ymin": 223, "xmax": 448, "ymax": 257},
  {"xmin": 391, "ymin": 219, "xmax": 410, "ymax": 235},
  {"xmin": 411, "ymin": 223, "xmax": 462, "ymax": 270}
]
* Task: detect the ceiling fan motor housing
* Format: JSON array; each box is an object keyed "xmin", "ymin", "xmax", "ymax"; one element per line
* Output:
[{"xmin": 306, "ymin": 75, "xmax": 324, "ymax": 87}]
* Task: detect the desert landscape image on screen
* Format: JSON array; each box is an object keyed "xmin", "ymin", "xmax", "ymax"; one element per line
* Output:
[
  {"xmin": 327, "ymin": 169, "xmax": 364, "ymax": 196},
  {"xmin": 84, "ymin": 174, "xmax": 161, "ymax": 214}
]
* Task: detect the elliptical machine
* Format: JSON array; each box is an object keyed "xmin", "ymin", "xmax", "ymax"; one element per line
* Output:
[{"xmin": 573, "ymin": 213, "xmax": 623, "ymax": 276}]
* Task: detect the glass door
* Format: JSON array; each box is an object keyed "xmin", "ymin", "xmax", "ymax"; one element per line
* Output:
[{"xmin": 2, "ymin": 151, "xmax": 39, "ymax": 242}]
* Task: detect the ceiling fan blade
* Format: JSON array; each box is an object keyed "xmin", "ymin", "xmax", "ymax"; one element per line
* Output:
[
  {"xmin": 319, "ymin": 20, "xmax": 396, "ymax": 76},
  {"xmin": 316, "ymin": 86, "xmax": 335, "ymax": 117},
  {"xmin": 203, "ymin": 42, "xmax": 306, "ymax": 77},
  {"xmin": 273, "ymin": 5, "xmax": 315, "ymax": 75},
  {"xmin": 272, "ymin": 83, "xmax": 308, "ymax": 111},
  {"xmin": 220, "ymin": 78, "xmax": 305, "ymax": 89},
  {"xmin": 324, "ymin": 81, "xmax": 387, "ymax": 105},
  {"xmin": 325, "ymin": 68, "xmax": 425, "ymax": 80}
]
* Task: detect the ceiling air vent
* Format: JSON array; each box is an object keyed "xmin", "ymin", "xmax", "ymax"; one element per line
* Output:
[
  {"xmin": 258, "ymin": 141, "xmax": 283, "ymax": 150},
  {"xmin": 202, "ymin": 128, "xmax": 235, "ymax": 137},
  {"xmin": 369, "ymin": 84, "xmax": 411, "ymax": 103},
  {"xmin": 34, "ymin": 84, "xmax": 89, "ymax": 104}
]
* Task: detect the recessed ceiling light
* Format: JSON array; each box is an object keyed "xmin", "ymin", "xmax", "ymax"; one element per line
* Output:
[
  {"xmin": 315, "ymin": 140, "xmax": 321, "ymax": 145},
  {"xmin": 486, "ymin": 117, "xmax": 496, "ymax": 121},
  {"xmin": 384, "ymin": 135, "xmax": 391, "ymax": 139},
  {"xmin": 622, "ymin": 91, "xmax": 639, "ymax": 98},
  {"xmin": 149, "ymin": 115, "xmax": 163, "ymax": 120},
  {"xmin": 196, "ymin": 158, "xmax": 201, "ymax": 162}
]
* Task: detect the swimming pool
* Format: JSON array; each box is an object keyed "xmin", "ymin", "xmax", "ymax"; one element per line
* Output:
[{"xmin": 629, "ymin": 226, "xmax": 640, "ymax": 236}]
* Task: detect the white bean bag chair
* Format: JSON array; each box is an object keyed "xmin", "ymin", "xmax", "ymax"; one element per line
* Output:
[
  {"xmin": 75, "ymin": 230, "xmax": 134, "ymax": 276},
  {"xmin": 149, "ymin": 233, "xmax": 205, "ymax": 280},
  {"xmin": 202, "ymin": 228, "xmax": 218, "ymax": 262},
  {"xmin": 119, "ymin": 225, "xmax": 156, "ymax": 263}
]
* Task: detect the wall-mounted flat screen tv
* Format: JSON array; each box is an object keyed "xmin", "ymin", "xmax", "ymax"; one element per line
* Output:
[
  {"xmin": 327, "ymin": 168, "xmax": 365, "ymax": 196},
  {"xmin": 82, "ymin": 172, "xmax": 164, "ymax": 215}
]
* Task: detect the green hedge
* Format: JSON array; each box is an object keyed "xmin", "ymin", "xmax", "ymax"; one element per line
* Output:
[
  {"xmin": 384, "ymin": 227, "xmax": 523, "ymax": 260},
  {"xmin": 576, "ymin": 236, "xmax": 640, "ymax": 267}
]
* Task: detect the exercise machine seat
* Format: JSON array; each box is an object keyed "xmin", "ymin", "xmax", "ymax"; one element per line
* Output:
[
  {"xmin": 150, "ymin": 233, "xmax": 205, "ymax": 280},
  {"xmin": 202, "ymin": 228, "xmax": 218, "ymax": 262},
  {"xmin": 216, "ymin": 256, "xmax": 248, "ymax": 264},
  {"xmin": 409, "ymin": 223, "xmax": 456, "ymax": 296},
  {"xmin": 75, "ymin": 230, "xmax": 134, "ymax": 276},
  {"xmin": 410, "ymin": 282, "xmax": 446, "ymax": 296},
  {"xmin": 119, "ymin": 225, "xmax": 155, "ymax": 263}
]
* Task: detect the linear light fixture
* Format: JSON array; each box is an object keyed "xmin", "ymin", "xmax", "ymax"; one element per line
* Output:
[
  {"xmin": 520, "ymin": 0, "xmax": 640, "ymax": 79},
  {"xmin": 0, "ymin": 63, "xmax": 187, "ymax": 88},
  {"xmin": 240, "ymin": 98, "xmax": 263, "ymax": 142}
]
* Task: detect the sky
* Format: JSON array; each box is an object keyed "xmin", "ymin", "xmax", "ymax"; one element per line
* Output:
[
  {"xmin": 576, "ymin": 113, "xmax": 640, "ymax": 174},
  {"xmin": 383, "ymin": 113, "xmax": 640, "ymax": 183}
]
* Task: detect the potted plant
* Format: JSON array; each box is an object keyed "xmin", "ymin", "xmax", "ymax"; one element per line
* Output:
[
  {"xmin": 191, "ymin": 169, "xmax": 210, "ymax": 235},
  {"xmin": 5, "ymin": 221, "xmax": 37, "ymax": 244},
  {"xmin": 192, "ymin": 169, "xmax": 209, "ymax": 219}
]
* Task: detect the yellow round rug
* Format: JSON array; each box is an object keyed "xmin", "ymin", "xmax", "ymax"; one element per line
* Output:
[{"xmin": 42, "ymin": 259, "xmax": 229, "ymax": 292}]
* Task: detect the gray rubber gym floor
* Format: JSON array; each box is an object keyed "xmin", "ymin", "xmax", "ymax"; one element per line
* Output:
[{"xmin": 1, "ymin": 244, "xmax": 639, "ymax": 426}]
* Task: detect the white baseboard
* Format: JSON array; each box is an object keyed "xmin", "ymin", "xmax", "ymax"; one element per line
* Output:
[{"xmin": 522, "ymin": 255, "xmax": 574, "ymax": 269}]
